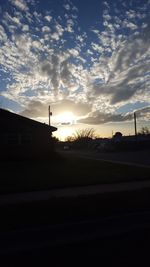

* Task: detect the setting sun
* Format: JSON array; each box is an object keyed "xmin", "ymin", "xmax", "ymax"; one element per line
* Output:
[
  {"xmin": 56, "ymin": 112, "xmax": 76, "ymax": 125},
  {"xmin": 0, "ymin": 0, "xmax": 149, "ymax": 142},
  {"xmin": 54, "ymin": 126, "xmax": 75, "ymax": 141}
]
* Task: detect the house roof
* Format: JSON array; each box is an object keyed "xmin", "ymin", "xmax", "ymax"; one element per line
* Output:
[{"xmin": 0, "ymin": 108, "xmax": 57, "ymax": 132}]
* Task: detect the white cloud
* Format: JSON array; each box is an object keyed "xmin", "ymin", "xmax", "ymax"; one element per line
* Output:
[
  {"xmin": 66, "ymin": 19, "xmax": 74, "ymax": 33},
  {"xmin": 90, "ymin": 28, "xmax": 150, "ymax": 105},
  {"xmin": 68, "ymin": 48, "xmax": 79, "ymax": 57},
  {"xmin": 72, "ymin": 6, "xmax": 78, "ymax": 12},
  {"xmin": 21, "ymin": 99, "xmax": 91, "ymax": 119},
  {"xmin": 10, "ymin": 0, "xmax": 29, "ymax": 11},
  {"xmin": 142, "ymin": 23, "xmax": 148, "ymax": 29},
  {"xmin": 136, "ymin": 106, "xmax": 150, "ymax": 120},
  {"xmin": 76, "ymin": 35, "xmax": 84, "ymax": 43},
  {"xmin": 51, "ymin": 32, "xmax": 60, "ymax": 41},
  {"xmin": 91, "ymin": 42, "xmax": 104, "ymax": 53},
  {"xmin": 103, "ymin": 1, "xmax": 110, "ymax": 9},
  {"xmin": 33, "ymin": 11, "xmax": 42, "ymax": 22},
  {"xmin": 78, "ymin": 105, "xmax": 150, "ymax": 125},
  {"xmin": 0, "ymin": 25, "xmax": 7, "ymax": 42},
  {"xmin": 51, "ymin": 22, "xmax": 64, "ymax": 40},
  {"xmin": 126, "ymin": 10, "xmax": 146, "ymax": 20},
  {"xmin": 22, "ymin": 24, "xmax": 29, "ymax": 31},
  {"xmin": 32, "ymin": 40, "xmax": 43, "ymax": 50},
  {"xmin": 64, "ymin": 4, "xmax": 70, "ymax": 11},
  {"xmin": 55, "ymin": 23, "xmax": 64, "ymax": 36},
  {"xmin": 87, "ymin": 49, "xmax": 93, "ymax": 55},
  {"xmin": 123, "ymin": 20, "xmax": 138, "ymax": 30},
  {"xmin": 44, "ymin": 15, "xmax": 52, "ymax": 22},
  {"xmin": 42, "ymin": 26, "xmax": 50, "ymax": 32},
  {"xmin": 103, "ymin": 14, "xmax": 111, "ymax": 21},
  {"xmin": 4, "ymin": 12, "xmax": 22, "ymax": 27},
  {"xmin": 0, "ymin": 0, "xmax": 149, "ymax": 126},
  {"xmin": 126, "ymin": 10, "xmax": 136, "ymax": 19},
  {"xmin": 78, "ymin": 111, "xmax": 133, "ymax": 125},
  {"xmin": 14, "ymin": 34, "xmax": 32, "ymax": 54}
]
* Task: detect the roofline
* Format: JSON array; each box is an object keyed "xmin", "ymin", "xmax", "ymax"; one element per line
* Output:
[{"xmin": 0, "ymin": 108, "xmax": 57, "ymax": 132}]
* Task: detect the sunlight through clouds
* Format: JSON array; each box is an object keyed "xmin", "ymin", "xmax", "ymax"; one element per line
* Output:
[{"xmin": 0, "ymin": 0, "xmax": 149, "ymax": 139}]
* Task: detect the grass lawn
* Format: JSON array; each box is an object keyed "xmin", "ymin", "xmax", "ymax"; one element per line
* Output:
[
  {"xmin": 1, "ymin": 187, "xmax": 150, "ymax": 231},
  {"xmin": 0, "ymin": 152, "xmax": 150, "ymax": 194}
]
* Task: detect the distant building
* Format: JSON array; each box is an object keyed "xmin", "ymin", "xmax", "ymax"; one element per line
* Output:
[{"xmin": 0, "ymin": 108, "xmax": 57, "ymax": 159}]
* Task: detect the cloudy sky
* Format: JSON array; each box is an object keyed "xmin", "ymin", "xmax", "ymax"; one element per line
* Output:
[{"xmin": 0, "ymin": 0, "xmax": 150, "ymax": 139}]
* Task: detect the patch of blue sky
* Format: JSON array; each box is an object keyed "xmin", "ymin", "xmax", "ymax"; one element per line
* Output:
[
  {"xmin": 24, "ymin": 89, "xmax": 37, "ymax": 97},
  {"xmin": 116, "ymin": 101, "xmax": 150, "ymax": 114},
  {"xmin": 0, "ymin": 71, "xmax": 13, "ymax": 92},
  {"xmin": 0, "ymin": 95, "xmax": 23, "ymax": 112}
]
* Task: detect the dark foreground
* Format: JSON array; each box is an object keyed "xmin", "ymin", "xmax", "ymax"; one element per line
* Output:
[
  {"xmin": 1, "ymin": 188, "xmax": 150, "ymax": 266},
  {"xmin": 1, "ymin": 151, "xmax": 150, "ymax": 266},
  {"xmin": 1, "ymin": 151, "xmax": 150, "ymax": 195},
  {"xmin": 1, "ymin": 212, "xmax": 150, "ymax": 267}
]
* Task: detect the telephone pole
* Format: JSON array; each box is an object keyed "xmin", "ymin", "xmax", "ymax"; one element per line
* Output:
[
  {"xmin": 134, "ymin": 112, "xmax": 137, "ymax": 136},
  {"xmin": 48, "ymin": 105, "xmax": 52, "ymax": 126}
]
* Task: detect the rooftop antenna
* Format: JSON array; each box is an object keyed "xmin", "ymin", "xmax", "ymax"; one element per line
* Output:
[
  {"xmin": 134, "ymin": 112, "xmax": 137, "ymax": 136},
  {"xmin": 48, "ymin": 105, "xmax": 52, "ymax": 126}
]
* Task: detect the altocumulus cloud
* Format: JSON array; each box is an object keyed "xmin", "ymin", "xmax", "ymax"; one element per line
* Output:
[
  {"xmin": 10, "ymin": 0, "xmax": 29, "ymax": 11},
  {"xmin": 0, "ymin": 0, "xmax": 149, "ymax": 125},
  {"xmin": 21, "ymin": 99, "xmax": 91, "ymax": 119},
  {"xmin": 78, "ymin": 107, "xmax": 150, "ymax": 125}
]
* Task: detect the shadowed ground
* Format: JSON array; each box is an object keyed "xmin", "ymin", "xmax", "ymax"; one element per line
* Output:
[{"xmin": 0, "ymin": 150, "xmax": 150, "ymax": 195}]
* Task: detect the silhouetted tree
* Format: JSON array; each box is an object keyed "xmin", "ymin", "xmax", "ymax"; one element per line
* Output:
[
  {"xmin": 67, "ymin": 128, "xmax": 96, "ymax": 149},
  {"xmin": 138, "ymin": 127, "xmax": 150, "ymax": 135},
  {"xmin": 52, "ymin": 135, "xmax": 59, "ymax": 142},
  {"xmin": 113, "ymin": 132, "xmax": 123, "ymax": 138},
  {"xmin": 73, "ymin": 128, "xmax": 96, "ymax": 140},
  {"xmin": 65, "ymin": 136, "xmax": 75, "ymax": 142}
]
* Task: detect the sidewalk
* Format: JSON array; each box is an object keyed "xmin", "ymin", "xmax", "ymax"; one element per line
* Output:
[{"xmin": 1, "ymin": 179, "xmax": 150, "ymax": 206}]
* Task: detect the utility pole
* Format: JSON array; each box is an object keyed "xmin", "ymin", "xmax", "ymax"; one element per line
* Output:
[
  {"xmin": 48, "ymin": 105, "xmax": 52, "ymax": 126},
  {"xmin": 134, "ymin": 112, "xmax": 137, "ymax": 136}
]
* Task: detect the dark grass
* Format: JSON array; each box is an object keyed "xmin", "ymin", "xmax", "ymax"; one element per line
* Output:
[
  {"xmin": 0, "ymin": 152, "xmax": 150, "ymax": 194},
  {"xmin": 1, "ymin": 187, "xmax": 150, "ymax": 231}
]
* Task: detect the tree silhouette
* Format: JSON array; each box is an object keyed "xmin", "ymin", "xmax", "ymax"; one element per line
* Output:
[
  {"xmin": 65, "ymin": 128, "xmax": 96, "ymax": 149},
  {"xmin": 138, "ymin": 127, "xmax": 150, "ymax": 135},
  {"xmin": 73, "ymin": 128, "xmax": 96, "ymax": 140},
  {"xmin": 113, "ymin": 132, "xmax": 123, "ymax": 138}
]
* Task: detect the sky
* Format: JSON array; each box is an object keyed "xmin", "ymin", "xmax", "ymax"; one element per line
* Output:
[{"xmin": 0, "ymin": 0, "xmax": 150, "ymax": 140}]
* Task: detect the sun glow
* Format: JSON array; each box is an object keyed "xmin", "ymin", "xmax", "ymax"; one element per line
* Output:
[
  {"xmin": 56, "ymin": 112, "xmax": 76, "ymax": 125},
  {"xmin": 54, "ymin": 126, "xmax": 75, "ymax": 141}
]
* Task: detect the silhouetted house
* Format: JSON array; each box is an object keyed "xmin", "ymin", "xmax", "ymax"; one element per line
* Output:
[{"xmin": 0, "ymin": 108, "xmax": 57, "ymax": 159}]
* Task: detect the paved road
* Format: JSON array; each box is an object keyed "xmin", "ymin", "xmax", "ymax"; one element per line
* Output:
[
  {"xmin": 1, "ymin": 210, "xmax": 150, "ymax": 252},
  {"xmin": 62, "ymin": 149, "xmax": 150, "ymax": 168},
  {"xmin": 1, "ymin": 179, "xmax": 150, "ymax": 206},
  {"xmin": 1, "ymin": 209, "xmax": 150, "ymax": 266}
]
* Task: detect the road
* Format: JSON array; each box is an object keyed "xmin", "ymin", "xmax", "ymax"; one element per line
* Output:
[
  {"xmin": 1, "ymin": 150, "xmax": 150, "ymax": 266},
  {"xmin": 62, "ymin": 149, "xmax": 150, "ymax": 168},
  {"xmin": 1, "ymin": 210, "xmax": 150, "ymax": 266},
  {"xmin": 1, "ymin": 179, "xmax": 150, "ymax": 206}
]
